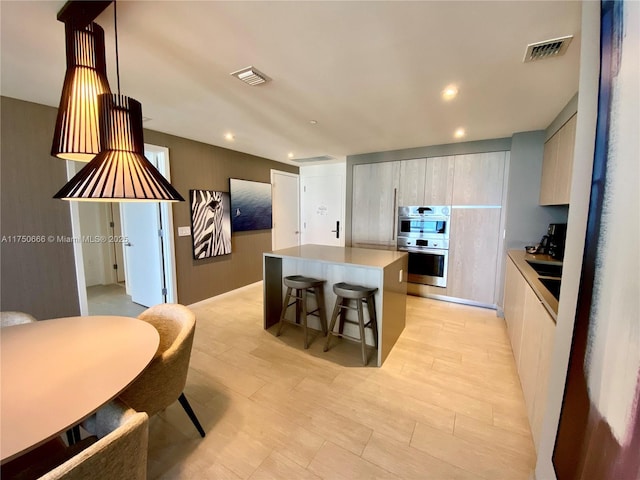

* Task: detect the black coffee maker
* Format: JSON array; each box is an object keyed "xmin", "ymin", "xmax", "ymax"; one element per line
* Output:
[{"xmin": 547, "ymin": 223, "xmax": 568, "ymax": 260}]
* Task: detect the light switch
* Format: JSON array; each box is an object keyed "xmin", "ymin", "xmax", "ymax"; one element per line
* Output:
[{"xmin": 178, "ymin": 226, "xmax": 191, "ymax": 237}]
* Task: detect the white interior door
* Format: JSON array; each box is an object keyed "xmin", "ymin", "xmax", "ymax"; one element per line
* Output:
[
  {"xmin": 302, "ymin": 175, "xmax": 344, "ymax": 246},
  {"xmin": 271, "ymin": 170, "xmax": 300, "ymax": 250},
  {"xmin": 120, "ymin": 201, "xmax": 164, "ymax": 307}
]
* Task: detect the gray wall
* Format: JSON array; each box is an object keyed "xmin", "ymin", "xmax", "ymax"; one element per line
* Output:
[
  {"xmin": 505, "ymin": 131, "xmax": 569, "ymax": 252},
  {"xmin": 0, "ymin": 97, "xmax": 81, "ymax": 319}
]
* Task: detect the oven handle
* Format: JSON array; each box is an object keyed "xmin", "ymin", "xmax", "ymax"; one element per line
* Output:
[{"xmin": 398, "ymin": 247, "xmax": 448, "ymax": 255}]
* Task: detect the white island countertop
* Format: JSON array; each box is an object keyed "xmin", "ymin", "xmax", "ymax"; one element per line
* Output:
[{"xmin": 267, "ymin": 244, "xmax": 407, "ymax": 268}]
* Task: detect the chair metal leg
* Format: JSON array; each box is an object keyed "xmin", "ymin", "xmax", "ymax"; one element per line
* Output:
[
  {"xmin": 178, "ymin": 393, "xmax": 205, "ymax": 438},
  {"xmin": 65, "ymin": 425, "xmax": 81, "ymax": 445},
  {"xmin": 315, "ymin": 286, "xmax": 328, "ymax": 335}
]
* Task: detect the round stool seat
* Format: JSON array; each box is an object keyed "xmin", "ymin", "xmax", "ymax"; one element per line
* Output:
[
  {"xmin": 284, "ymin": 275, "xmax": 325, "ymax": 289},
  {"xmin": 332, "ymin": 282, "xmax": 377, "ymax": 299}
]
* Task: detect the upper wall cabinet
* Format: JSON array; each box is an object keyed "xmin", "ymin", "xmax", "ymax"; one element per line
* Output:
[
  {"xmin": 452, "ymin": 152, "xmax": 507, "ymax": 205},
  {"xmin": 397, "ymin": 158, "xmax": 426, "ymax": 206},
  {"xmin": 352, "ymin": 162, "xmax": 400, "ymax": 248},
  {"xmin": 540, "ymin": 114, "xmax": 577, "ymax": 205},
  {"xmin": 397, "ymin": 156, "xmax": 455, "ymax": 206},
  {"xmin": 424, "ymin": 156, "xmax": 455, "ymax": 205}
]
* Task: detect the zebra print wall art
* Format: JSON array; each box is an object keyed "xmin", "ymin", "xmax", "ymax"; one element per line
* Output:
[
  {"xmin": 189, "ymin": 189, "xmax": 232, "ymax": 259},
  {"xmin": 229, "ymin": 179, "xmax": 273, "ymax": 232}
]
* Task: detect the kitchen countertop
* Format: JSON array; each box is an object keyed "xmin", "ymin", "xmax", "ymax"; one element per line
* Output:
[
  {"xmin": 508, "ymin": 250, "xmax": 561, "ymax": 321},
  {"xmin": 266, "ymin": 244, "xmax": 407, "ymax": 269},
  {"xmin": 263, "ymin": 244, "xmax": 408, "ymax": 366}
]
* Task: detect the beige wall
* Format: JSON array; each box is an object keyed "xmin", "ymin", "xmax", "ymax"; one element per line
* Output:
[
  {"xmin": 143, "ymin": 130, "xmax": 297, "ymax": 306},
  {"xmin": 1, "ymin": 96, "xmax": 298, "ymax": 313},
  {"xmin": 0, "ymin": 97, "xmax": 81, "ymax": 319}
]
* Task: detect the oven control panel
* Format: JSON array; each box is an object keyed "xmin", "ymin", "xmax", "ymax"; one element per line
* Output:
[{"xmin": 397, "ymin": 236, "xmax": 449, "ymax": 250}]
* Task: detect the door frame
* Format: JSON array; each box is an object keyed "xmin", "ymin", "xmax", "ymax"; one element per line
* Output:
[
  {"xmin": 69, "ymin": 144, "xmax": 178, "ymax": 314},
  {"xmin": 270, "ymin": 169, "xmax": 300, "ymax": 250}
]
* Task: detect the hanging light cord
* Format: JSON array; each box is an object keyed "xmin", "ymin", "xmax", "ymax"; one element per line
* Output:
[{"xmin": 114, "ymin": 0, "xmax": 121, "ymax": 95}]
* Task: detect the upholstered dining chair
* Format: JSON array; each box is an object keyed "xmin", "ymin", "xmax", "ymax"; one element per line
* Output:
[
  {"xmin": 117, "ymin": 303, "xmax": 206, "ymax": 437},
  {"xmin": 2, "ymin": 400, "xmax": 148, "ymax": 480},
  {"xmin": 0, "ymin": 311, "xmax": 37, "ymax": 327}
]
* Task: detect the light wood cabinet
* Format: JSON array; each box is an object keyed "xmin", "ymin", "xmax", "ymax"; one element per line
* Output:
[
  {"xmin": 447, "ymin": 207, "xmax": 502, "ymax": 304},
  {"xmin": 540, "ymin": 114, "xmax": 576, "ymax": 205},
  {"xmin": 352, "ymin": 162, "xmax": 400, "ymax": 248},
  {"xmin": 397, "ymin": 158, "xmax": 426, "ymax": 206},
  {"xmin": 452, "ymin": 152, "xmax": 506, "ymax": 206},
  {"xmin": 519, "ymin": 286, "xmax": 544, "ymax": 423},
  {"xmin": 504, "ymin": 258, "xmax": 526, "ymax": 365},
  {"xmin": 503, "ymin": 257, "xmax": 556, "ymax": 452},
  {"xmin": 424, "ymin": 156, "xmax": 454, "ymax": 205},
  {"xmin": 531, "ymin": 306, "xmax": 555, "ymax": 448},
  {"xmin": 397, "ymin": 156, "xmax": 455, "ymax": 206}
]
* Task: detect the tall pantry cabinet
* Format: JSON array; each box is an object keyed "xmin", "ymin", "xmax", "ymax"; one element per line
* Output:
[
  {"xmin": 447, "ymin": 152, "xmax": 507, "ymax": 304},
  {"xmin": 351, "ymin": 151, "xmax": 507, "ymax": 305},
  {"xmin": 351, "ymin": 162, "xmax": 400, "ymax": 248}
]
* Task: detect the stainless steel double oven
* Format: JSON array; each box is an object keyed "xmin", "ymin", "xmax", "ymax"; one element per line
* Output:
[{"xmin": 396, "ymin": 206, "xmax": 450, "ymax": 288}]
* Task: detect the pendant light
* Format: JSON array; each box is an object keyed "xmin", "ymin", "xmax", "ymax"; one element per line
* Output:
[
  {"xmin": 54, "ymin": 1, "xmax": 184, "ymax": 202},
  {"xmin": 51, "ymin": 21, "xmax": 111, "ymax": 161}
]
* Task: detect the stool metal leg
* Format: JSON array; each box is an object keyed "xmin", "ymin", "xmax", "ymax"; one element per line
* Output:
[
  {"xmin": 315, "ymin": 286, "xmax": 328, "ymax": 335},
  {"xmin": 366, "ymin": 296, "xmax": 379, "ymax": 349},
  {"xmin": 357, "ymin": 299, "xmax": 368, "ymax": 366},
  {"xmin": 302, "ymin": 288, "xmax": 309, "ymax": 349},
  {"xmin": 324, "ymin": 295, "xmax": 343, "ymax": 352},
  {"xmin": 277, "ymin": 286, "xmax": 293, "ymax": 336},
  {"xmin": 338, "ymin": 297, "xmax": 348, "ymax": 335}
]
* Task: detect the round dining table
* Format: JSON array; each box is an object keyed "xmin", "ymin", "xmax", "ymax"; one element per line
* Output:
[{"xmin": 0, "ymin": 315, "xmax": 159, "ymax": 464}]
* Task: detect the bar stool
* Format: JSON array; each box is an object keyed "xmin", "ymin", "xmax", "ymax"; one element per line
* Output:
[
  {"xmin": 277, "ymin": 275, "xmax": 328, "ymax": 349},
  {"xmin": 324, "ymin": 282, "xmax": 378, "ymax": 366}
]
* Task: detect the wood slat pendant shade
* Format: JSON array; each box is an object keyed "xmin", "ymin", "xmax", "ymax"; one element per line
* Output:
[
  {"xmin": 54, "ymin": 94, "xmax": 184, "ymax": 202},
  {"xmin": 51, "ymin": 22, "xmax": 111, "ymax": 161}
]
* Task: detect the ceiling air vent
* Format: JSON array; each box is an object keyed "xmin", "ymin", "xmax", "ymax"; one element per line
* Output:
[
  {"xmin": 230, "ymin": 66, "xmax": 271, "ymax": 85},
  {"xmin": 523, "ymin": 35, "xmax": 573, "ymax": 63},
  {"xmin": 292, "ymin": 155, "xmax": 335, "ymax": 163}
]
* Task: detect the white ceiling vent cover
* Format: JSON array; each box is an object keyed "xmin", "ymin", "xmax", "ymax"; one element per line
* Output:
[
  {"xmin": 292, "ymin": 155, "xmax": 335, "ymax": 163},
  {"xmin": 523, "ymin": 35, "xmax": 573, "ymax": 63},
  {"xmin": 230, "ymin": 66, "xmax": 271, "ymax": 85}
]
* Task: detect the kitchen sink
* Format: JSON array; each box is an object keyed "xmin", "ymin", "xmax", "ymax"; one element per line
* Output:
[
  {"xmin": 539, "ymin": 277, "xmax": 561, "ymax": 301},
  {"xmin": 526, "ymin": 260, "xmax": 563, "ymax": 277}
]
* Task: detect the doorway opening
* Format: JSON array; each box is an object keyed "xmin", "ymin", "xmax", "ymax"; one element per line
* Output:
[
  {"xmin": 68, "ymin": 144, "xmax": 178, "ymax": 316},
  {"xmin": 271, "ymin": 170, "xmax": 300, "ymax": 250}
]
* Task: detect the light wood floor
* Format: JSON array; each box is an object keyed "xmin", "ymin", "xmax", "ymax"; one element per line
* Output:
[{"xmin": 147, "ymin": 282, "xmax": 535, "ymax": 479}]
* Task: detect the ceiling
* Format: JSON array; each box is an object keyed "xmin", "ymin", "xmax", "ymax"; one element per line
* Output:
[{"xmin": 0, "ymin": 1, "xmax": 581, "ymax": 165}]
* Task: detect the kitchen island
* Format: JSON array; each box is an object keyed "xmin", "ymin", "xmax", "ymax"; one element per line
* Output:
[{"xmin": 263, "ymin": 244, "xmax": 408, "ymax": 366}]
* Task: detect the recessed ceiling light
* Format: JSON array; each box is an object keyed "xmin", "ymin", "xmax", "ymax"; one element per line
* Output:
[
  {"xmin": 309, "ymin": 120, "xmax": 318, "ymax": 125},
  {"xmin": 442, "ymin": 85, "xmax": 458, "ymax": 101},
  {"xmin": 454, "ymin": 128, "xmax": 466, "ymax": 138},
  {"xmin": 224, "ymin": 133, "xmax": 234, "ymax": 141},
  {"xmin": 288, "ymin": 152, "xmax": 294, "ymax": 159}
]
